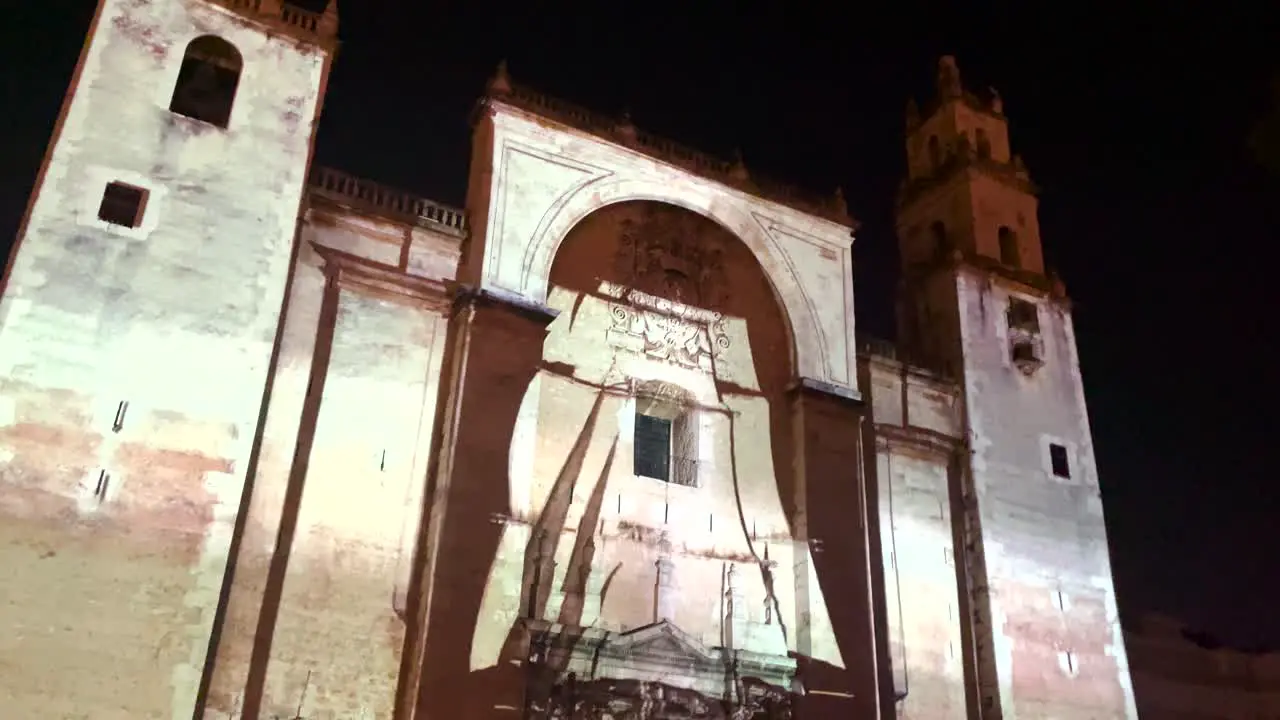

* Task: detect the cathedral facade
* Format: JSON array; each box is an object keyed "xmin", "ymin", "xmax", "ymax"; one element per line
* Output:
[{"xmin": 0, "ymin": 1, "xmax": 1137, "ymax": 719}]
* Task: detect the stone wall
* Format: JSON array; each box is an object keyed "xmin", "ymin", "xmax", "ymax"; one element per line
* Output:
[
  {"xmin": 403, "ymin": 101, "xmax": 884, "ymax": 713},
  {"xmin": 463, "ymin": 96, "xmax": 859, "ymax": 397},
  {"xmin": 464, "ymin": 200, "xmax": 824, "ymax": 695},
  {"xmin": 953, "ymin": 269, "xmax": 1136, "ymax": 719},
  {"xmin": 862, "ymin": 353, "xmax": 968, "ymax": 719},
  {"xmin": 0, "ymin": 11, "xmax": 1142, "ymax": 717},
  {"xmin": 0, "ymin": 1, "xmax": 330, "ymax": 716},
  {"xmin": 204, "ymin": 190, "xmax": 462, "ymax": 718}
]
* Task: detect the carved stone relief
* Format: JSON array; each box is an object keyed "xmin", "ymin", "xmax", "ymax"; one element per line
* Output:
[
  {"xmin": 523, "ymin": 620, "xmax": 797, "ymax": 720},
  {"xmin": 614, "ymin": 205, "xmax": 730, "ymax": 310},
  {"xmin": 530, "ymin": 674, "xmax": 793, "ymax": 720},
  {"xmin": 605, "ymin": 288, "xmax": 730, "ymax": 373}
]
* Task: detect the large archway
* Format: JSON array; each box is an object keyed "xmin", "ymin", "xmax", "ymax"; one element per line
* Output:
[
  {"xmin": 535, "ymin": 199, "xmax": 799, "ymax": 529},
  {"xmin": 515, "ymin": 175, "xmax": 826, "ymax": 384},
  {"xmin": 413, "ymin": 105, "xmax": 871, "ymax": 719},
  {"xmin": 470, "ymin": 108, "xmax": 859, "ymax": 393},
  {"xmin": 458, "ymin": 199, "xmax": 848, "ymax": 718}
]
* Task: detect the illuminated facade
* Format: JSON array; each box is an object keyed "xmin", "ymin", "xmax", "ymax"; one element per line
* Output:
[{"xmin": 0, "ymin": 2, "xmax": 1135, "ymax": 718}]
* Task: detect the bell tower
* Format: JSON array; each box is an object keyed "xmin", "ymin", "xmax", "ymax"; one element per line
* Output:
[
  {"xmin": 894, "ymin": 57, "xmax": 1138, "ymax": 719},
  {"xmin": 894, "ymin": 55, "xmax": 1050, "ymax": 373},
  {"xmin": 0, "ymin": 0, "xmax": 336, "ymax": 717}
]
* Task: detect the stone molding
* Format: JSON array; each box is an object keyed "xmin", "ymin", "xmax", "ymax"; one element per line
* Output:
[
  {"xmin": 786, "ymin": 376, "xmax": 864, "ymax": 407},
  {"xmin": 483, "ymin": 71, "xmax": 850, "ymax": 227},
  {"xmin": 312, "ymin": 243, "xmax": 450, "ymax": 310},
  {"xmin": 473, "ymin": 106, "xmax": 860, "ymax": 393},
  {"xmin": 521, "ymin": 618, "xmax": 798, "ymax": 703},
  {"xmin": 451, "ymin": 283, "xmax": 560, "ymax": 327},
  {"xmin": 205, "ymin": 0, "xmax": 339, "ymax": 47}
]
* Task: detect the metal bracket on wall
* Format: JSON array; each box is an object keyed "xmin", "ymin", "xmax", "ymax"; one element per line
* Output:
[
  {"xmin": 112, "ymin": 400, "xmax": 129, "ymax": 433},
  {"xmin": 93, "ymin": 469, "xmax": 111, "ymax": 502}
]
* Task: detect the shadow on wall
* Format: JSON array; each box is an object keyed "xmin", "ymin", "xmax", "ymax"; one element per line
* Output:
[{"xmin": 413, "ymin": 201, "xmax": 874, "ymax": 717}]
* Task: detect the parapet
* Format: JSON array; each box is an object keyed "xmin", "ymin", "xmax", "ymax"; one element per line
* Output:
[
  {"xmin": 481, "ymin": 63, "xmax": 853, "ymax": 227},
  {"xmin": 858, "ymin": 336, "xmax": 964, "ymax": 443},
  {"xmin": 307, "ymin": 167, "xmax": 468, "ymax": 236},
  {"xmin": 207, "ymin": 0, "xmax": 338, "ymax": 46},
  {"xmin": 858, "ymin": 335, "xmax": 955, "ymax": 381}
]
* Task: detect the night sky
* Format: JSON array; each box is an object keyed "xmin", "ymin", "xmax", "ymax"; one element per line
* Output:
[{"xmin": 3, "ymin": 2, "xmax": 1278, "ymax": 646}]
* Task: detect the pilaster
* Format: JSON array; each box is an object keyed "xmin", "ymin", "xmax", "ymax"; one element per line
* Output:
[
  {"xmin": 654, "ymin": 553, "xmax": 677, "ymax": 623},
  {"xmin": 725, "ymin": 563, "xmax": 748, "ymax": 650},
  {"xmin": 200, "ymin": 243, "xmax": 329, "ymax": 719},
  {"xmin": 396, "ymin": 286, "xmax": 559, "ymax": 720},
  {"xmin": 788, "ymin": 377, "xmax": 887, "ymax": 718}
]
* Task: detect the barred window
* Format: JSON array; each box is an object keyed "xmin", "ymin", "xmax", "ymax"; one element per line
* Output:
[
  {"xmin": 633, "ymin": 385, "xmax": 699, "ymax": 487},
  {"xmin": 633, "ymin": 412, "xmax": 672, "ymax": 482}
]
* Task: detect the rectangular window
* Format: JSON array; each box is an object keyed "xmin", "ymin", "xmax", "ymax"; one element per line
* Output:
[
  {"xmin": 634, "ymin": 412, "xmax": 672, "ymax": 482},
  {"xmin": 98, "ymin": 182, "xmax": 148, "ymax": 228},
  {"xmin": 1049, "ymin": 443, "xmax": 1071, "ymax": 479}
]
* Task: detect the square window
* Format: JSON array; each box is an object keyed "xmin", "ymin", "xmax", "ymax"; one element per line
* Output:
[
  {"xmin": 634, "ymin": 412, "xmax": 672, "ymax": 482},
  {"xmin": 1049, "ymin": 443, "xmax": 1071, "ymax": 479},
  {"xmin": 98, "ymin": 182, "xmax": 148, "ymax": 228}
]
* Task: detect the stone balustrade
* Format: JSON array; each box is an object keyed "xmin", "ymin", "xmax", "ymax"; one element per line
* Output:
[
  {"xmin": 858, "ymin": 334, "xmax": 954, "ymax": 379},
  {"xmin": 308, "ymin": 166, "xmax": 468, "ymax": 234},
  {"xmin": 210, "ymin": 0, "xmax": 336, "ymax": 41}
]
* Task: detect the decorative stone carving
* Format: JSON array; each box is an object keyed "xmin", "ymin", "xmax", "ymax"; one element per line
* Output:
[
  {"xmin": 724, "ymin": 563, "xmax": 746, "ymax": 650},
  {"xmin": 604, "ymin": 287, "xmax": 730, "ymax": 373},
  {"xmin": 532, "ymin": 674, "xmax": 793, "ymax": 720},
  {"xmin": 522, "ymin": 619, "xmax": 797, "ymax": 720},
  {"xmin": 654, "ymin": 554, "xmax": 677, "ymax": 623},
  {"xmin": 484, "ymin": 106, "xmax": 857, "ymax": 391},
  {"xmin": 733, "ymin": 677, "xmax": 794, "ymax": 720},
  {"xmin": 614, "ymin": 205, "xmax": 729, "ymax": 310},
  {"xmin": 758, "ymin": 545, "xmax": 780, "ymax": 629},
  {"xmin": 634, "ymin": 379, "xmax": 696, "ymax": 407}
]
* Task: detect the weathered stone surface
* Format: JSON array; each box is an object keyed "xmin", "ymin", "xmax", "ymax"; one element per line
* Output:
[
  {"xmin": 948, "ymin": 269, "xmax": 1133, "ymax": 719},
  {"xmin": 464, "ymin": 101, "xmax": 859, "ymax": 394},
  {"xmin": 0, "ymin": 11, "xmax": 1133, "ymax": 719},
  {"xmin": 890, "ymin": 56, "xmax": 1137, "ymax": 720},
  {"xmin": 0, "ymin": 0, "xmax": 330, "ymax": 716}
]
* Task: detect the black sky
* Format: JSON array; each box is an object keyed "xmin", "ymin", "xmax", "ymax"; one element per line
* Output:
[{"xmin": 3, "ymin": 2, "xmax": 1278, "ymax": 646}]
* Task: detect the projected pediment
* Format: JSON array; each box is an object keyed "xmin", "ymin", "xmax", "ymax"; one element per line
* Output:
[
  {"xmin": 606, "ymin": 620, "xmax": 719, "ymax": 665},
  {"xmin": 525, "ymin": 619, "xmax": 796, "ymax": 720}
]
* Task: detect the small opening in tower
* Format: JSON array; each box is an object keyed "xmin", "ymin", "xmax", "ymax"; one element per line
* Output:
[
  {"xmin": 1006, "ymin": 297, "xmax": 1040, "ymax": 333},
  {"xmin": 1049, "ymin": 443, "xmax": 1071, "ymax": 479},
  {"xmin": 98, "ymin": 182, "xmax": 148, "ymax": 228},
  {"xmin": 976, "ymin": 128, "xmax": 992, "ymax": 159},
  {"xmin": 928, "ymin": 135, "xmax": 942, "ymax": 170},
  {"xmin": 998, "ymin": 226, "xmax": 1021, "ymax": 267},
  {"xmin": 169, "ymin": 35, "xmax": 243, "ymax": 129}
]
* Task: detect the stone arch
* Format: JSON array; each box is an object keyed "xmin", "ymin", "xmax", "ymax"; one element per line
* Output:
[
  {"xmin": 169, "ymin": 35, "xmax": 243, "ymax": 129},
  {"xmin": 517, "ymin": 175, "xmax": 827, "ymax": 383}
]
